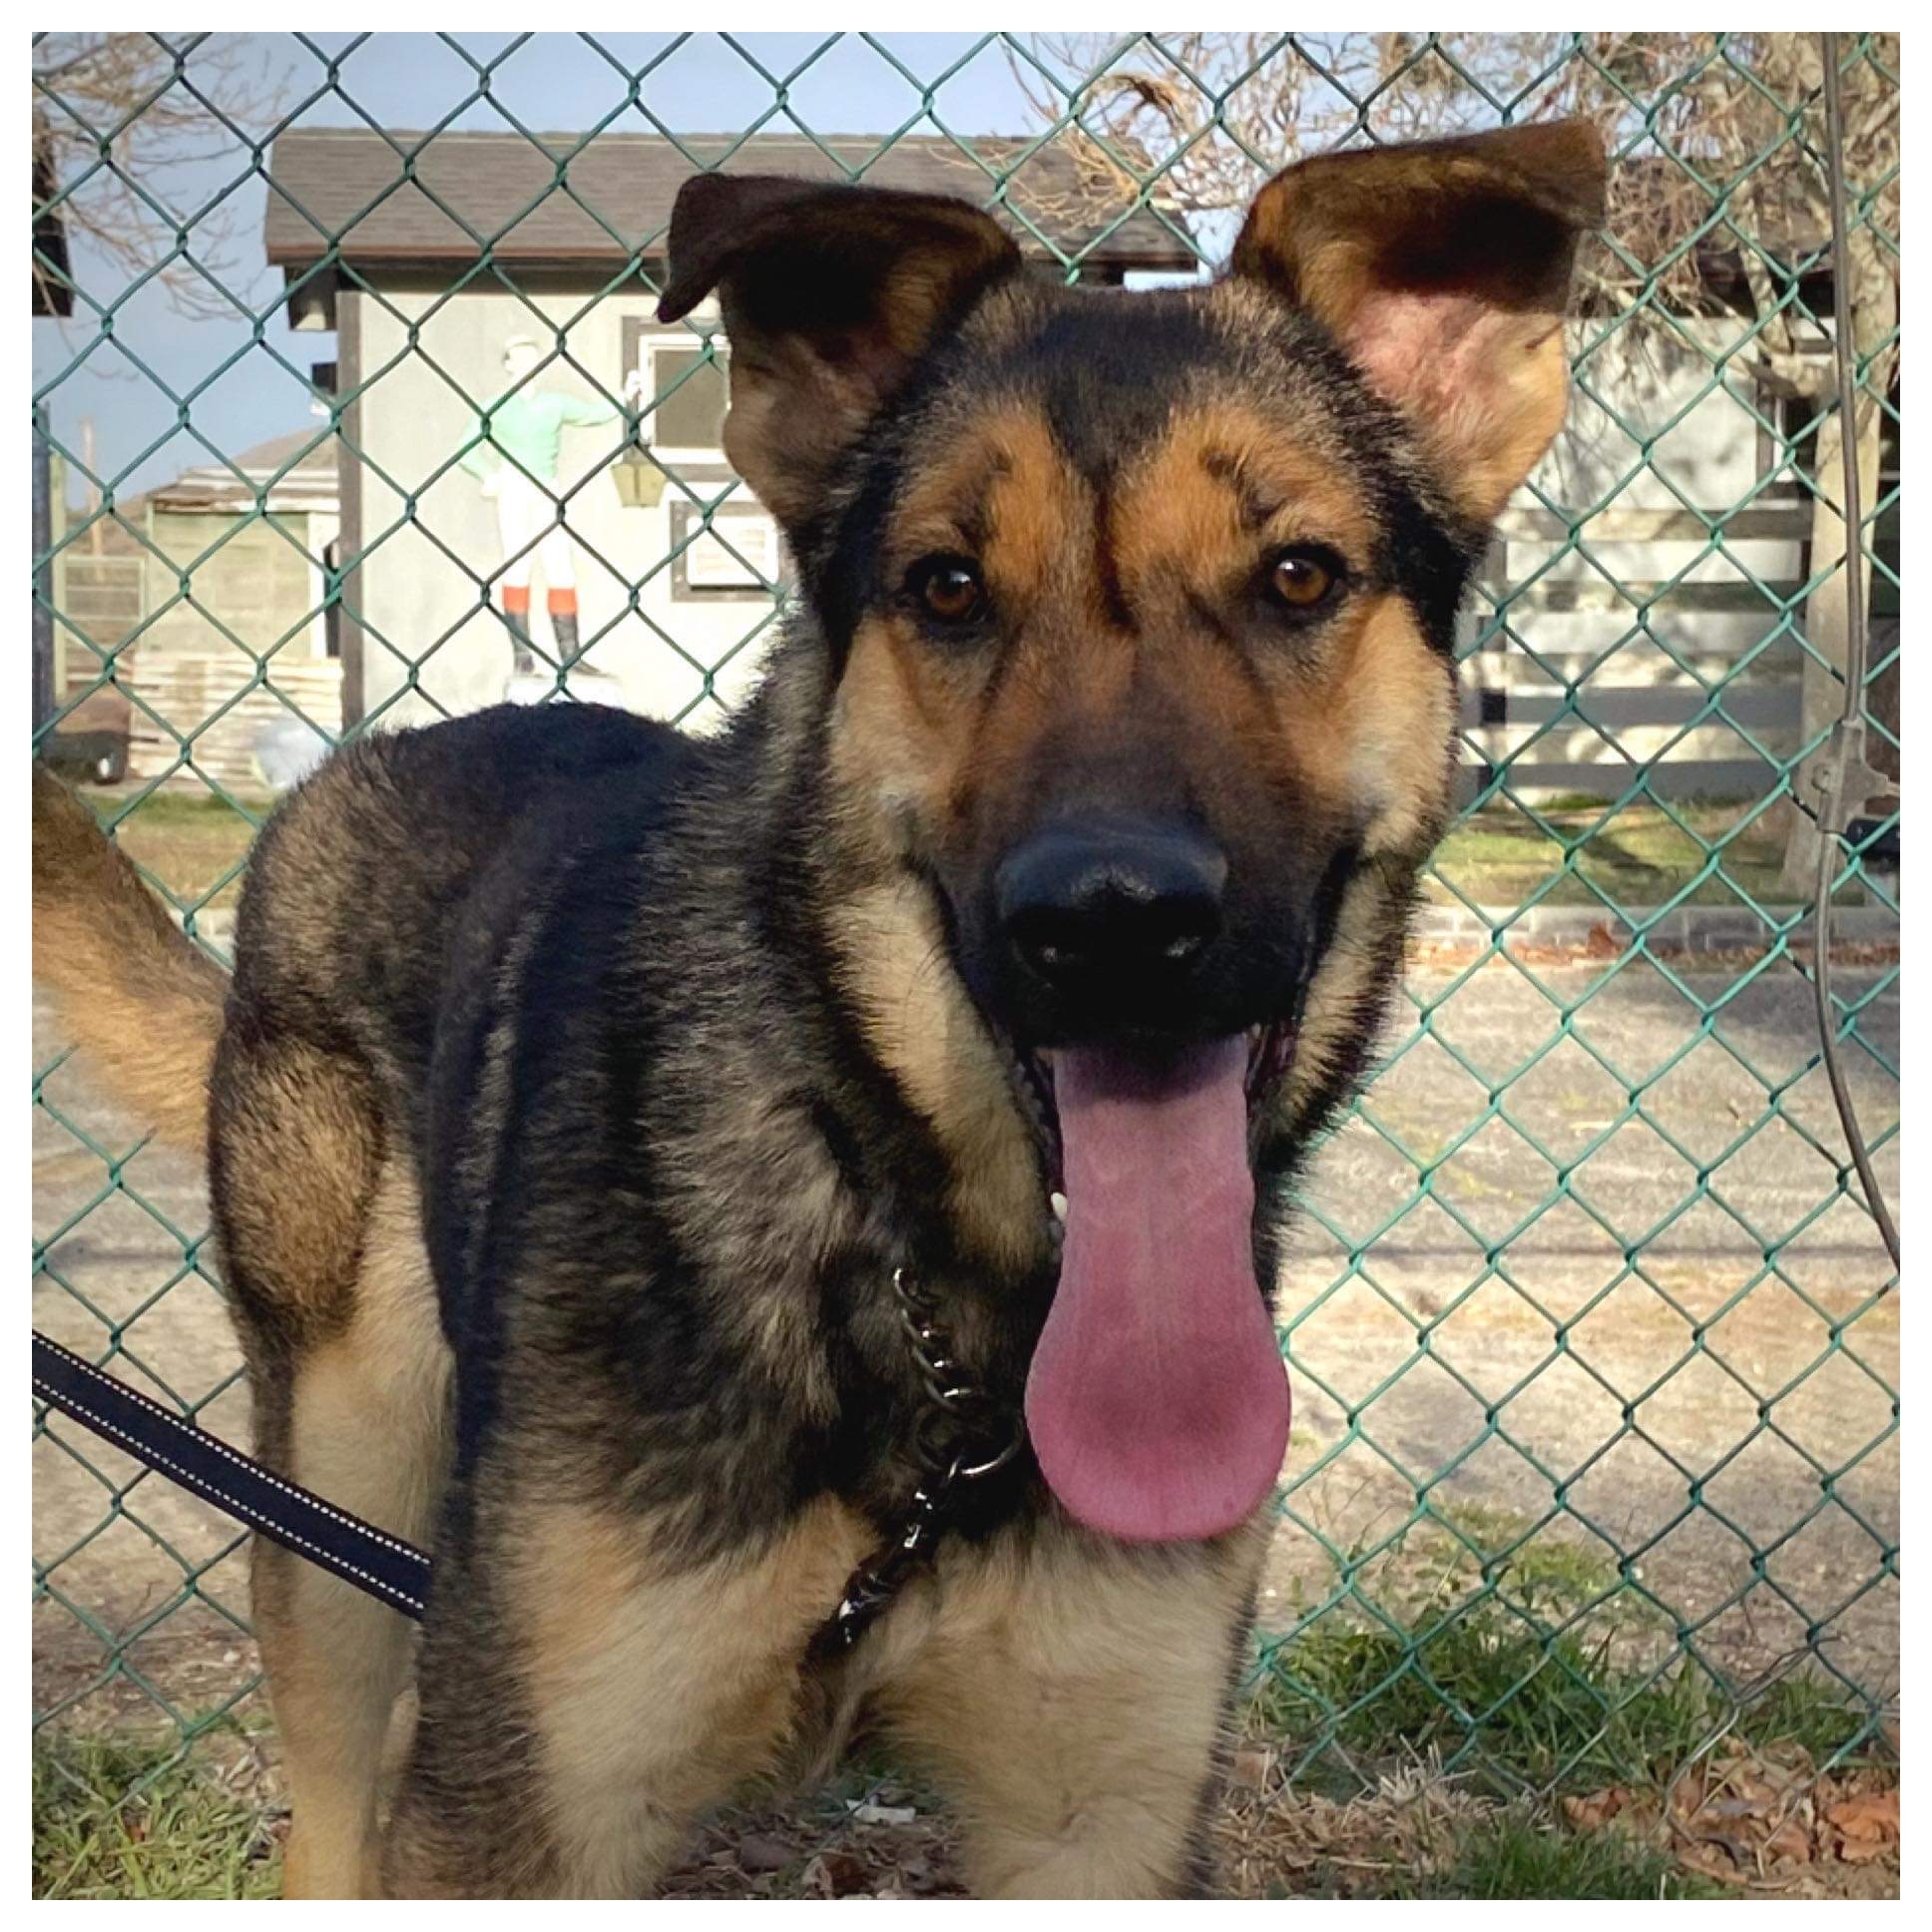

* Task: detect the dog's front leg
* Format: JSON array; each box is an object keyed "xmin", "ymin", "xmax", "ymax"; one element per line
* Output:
[
  {"xmin": 873, "ymin": 1514, "xmax": 1268, "ymax": 1898},
  {"xmin": 381, "ymin": 1485, "xmax": 874, "ymax": 1898}
]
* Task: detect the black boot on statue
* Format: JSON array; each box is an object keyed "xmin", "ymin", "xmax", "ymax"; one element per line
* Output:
[{"xmin": 504, "ymin": 602, "xmax": 537, "ymax": 677}]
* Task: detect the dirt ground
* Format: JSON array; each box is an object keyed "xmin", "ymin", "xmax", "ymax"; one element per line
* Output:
[{"xmin": 33, "ymin": 951, "xmax": 1899, "ymax": 1758}]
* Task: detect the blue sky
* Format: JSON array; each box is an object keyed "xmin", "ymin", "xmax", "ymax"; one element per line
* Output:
[{"xmin": 35, "ymin": 32, "xmax": 1210, "ymax": 505}]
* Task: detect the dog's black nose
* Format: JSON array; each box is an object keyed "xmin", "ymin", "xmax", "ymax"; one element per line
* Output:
[{"xmin": 997, "ymin": 815, "xmax": 1227, "ymax": 1010}]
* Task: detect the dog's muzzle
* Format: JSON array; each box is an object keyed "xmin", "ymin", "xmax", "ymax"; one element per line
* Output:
[{"xmin": 992, "ymin": 811, "xmax": 1230, "ymax": 1044}]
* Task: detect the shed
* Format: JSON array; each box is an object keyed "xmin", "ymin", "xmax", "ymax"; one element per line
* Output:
[
  {"xmin": 129, "ymin": 429, "xmax": 343, "ymax": 787},
  {"xmin": 260, "ymin": 129, "xmax": 1199, "ymax": 729}
]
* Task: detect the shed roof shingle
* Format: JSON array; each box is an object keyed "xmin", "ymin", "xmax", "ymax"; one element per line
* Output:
[{"xmin": 264, "ymin": 129, "xmax": 1199, "ymax": 276}]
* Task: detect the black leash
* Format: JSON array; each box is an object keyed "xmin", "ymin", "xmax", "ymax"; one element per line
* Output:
[
  {"xmin": 32, "ymin": 1331, "xmax": 431, "ymax": 1620},
  {"xmin": 33, "ymin": 1265, "xmax": 1022, "ymax": 1649}
]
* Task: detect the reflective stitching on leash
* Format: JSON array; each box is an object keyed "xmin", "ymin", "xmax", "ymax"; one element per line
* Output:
[
  {"xmin": 32, "ymin": 1370, "xmax": 426, "ymax": 1617},
  {"xmin": 35, "ymin": 1341, "xmax": 426, "ymax": 1561}
]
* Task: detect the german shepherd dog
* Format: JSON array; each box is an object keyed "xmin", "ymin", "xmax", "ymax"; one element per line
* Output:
[{"xmin": 33, "ymin": 122, "xmax": 1605, "ymax": 1897}]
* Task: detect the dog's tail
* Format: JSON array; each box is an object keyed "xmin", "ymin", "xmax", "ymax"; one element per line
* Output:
[{"xmin": 33, "ymin": 766, "xmax": 229, "ymax": 1153}]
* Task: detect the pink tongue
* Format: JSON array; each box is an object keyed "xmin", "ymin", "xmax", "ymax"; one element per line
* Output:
[{"xmin": 1024, "ymin": 1036, "xmax": 1290, "ymax": 1543}]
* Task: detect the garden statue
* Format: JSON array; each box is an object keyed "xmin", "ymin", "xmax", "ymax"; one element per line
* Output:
[{"xmin": 461, "ymin": 333, "xmax": 646, "ymax": 679}]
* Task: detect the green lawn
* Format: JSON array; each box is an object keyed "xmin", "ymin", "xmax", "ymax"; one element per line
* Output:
[
  {"xmin": 1427, "ymin": 796, "xmax": 1875, "ymax": 911},
  {"xmin": 33, "ymin": 1731, "xmax": 281, "ymax": 1900},
  {"xmin": 1389, "ymin": 1810, "xmax": 1726, "ymax": 1900},
  {"xmin": 77, "ymin": 785, "xmax": 265, "ymax": 924},
  {"xmin": 1250, "ymin": 1502, "xmax": 1881, "ymax": 1800}
]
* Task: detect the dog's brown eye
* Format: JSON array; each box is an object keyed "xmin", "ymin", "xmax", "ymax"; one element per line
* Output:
[
  {"xmin": 911, "ymin": 557, "xmax": 985, "ymax": 624},
  {"xmin": 1268, "ymin": 550, "xmax": 1337, "ymax": 610}
]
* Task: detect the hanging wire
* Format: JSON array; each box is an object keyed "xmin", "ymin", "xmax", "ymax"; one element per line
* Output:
[{"xmin": 1809, "ymin": 31, "xmax": 1900, "ymax": 1271}]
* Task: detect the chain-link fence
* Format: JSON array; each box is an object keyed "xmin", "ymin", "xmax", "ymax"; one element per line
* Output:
[{"xmin": 32, "ymin": 29, "xmax": 1898, "ymax": 1881}]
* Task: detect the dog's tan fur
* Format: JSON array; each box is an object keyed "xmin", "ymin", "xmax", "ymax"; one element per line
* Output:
[
  {"xmin": 869, "ymin": 1518, "xmax": 1267, "ymax": 1896},
  {"xmin": 257, "ymin": 1157, "xmax": 447, "ymax": 1898},
  {"xmin": 30, "ymin": 766, "xmax": 226, "ymax": 1151}
]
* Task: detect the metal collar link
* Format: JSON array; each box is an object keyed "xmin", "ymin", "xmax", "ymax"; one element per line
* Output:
[
  {"xmin": 808, "ymin": 1266, "xmax": 1024, "ymax": 1662},
  {"xmin": 894, "ymin": 1265, "xmax": 1025, "ymax": 1483}
]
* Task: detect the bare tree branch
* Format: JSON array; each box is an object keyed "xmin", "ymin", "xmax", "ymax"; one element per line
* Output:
[
  {"xmin": 1008, "ymin": 32, "xmax": 1898, "ymax": 347},
  {"xmin": 32, "ymin": 32, "xmax": 288, "ymax": 323}
]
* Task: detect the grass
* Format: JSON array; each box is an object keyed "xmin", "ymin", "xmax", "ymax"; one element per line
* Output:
[
  {"xmin": 1389, "ymin": 1809, "xmax": 1725, "ymax": 1900},
  {"xmin": 1226, "ymin": 1506, "xmax": 1891, "ymax": 1898},
  {"xmin": 31, "ymin": 1728, "xmax": 1724, "ymax": 1902},
  {"xmin": 1250, "ymin": 1504, "xmax": 1880, "ymax": 1798},
  {"xmin": 78, "ymin": 785, "xmax": 263, "ymax": 924},
  {"xmin": 34, "ymin": 1639, "xmax": 1886, "ymax": 1903},
  {"xmin": 1253, "ymin": 1608, "xmax": 1878, "ymax": 1798},
  {"xmin": 32, "ymin": 1729, "xmax": 282, "ymax": 1900},
  {"xmin": 1217, "ymin": 1761, "xmax": 1736, "ymax": 1901},
  {"xmin": 1425, "ymin": 795, "xmax": 1875, "ymax": 911},
  {"xmin": 1256, "ymin": 1540, "xmax": 1875, "ymax": 1801}
]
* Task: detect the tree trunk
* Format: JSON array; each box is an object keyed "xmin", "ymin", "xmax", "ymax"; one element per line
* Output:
[{"xmin": 1779, "ymin": 258, "xmax": 1898, "ymax": 895}]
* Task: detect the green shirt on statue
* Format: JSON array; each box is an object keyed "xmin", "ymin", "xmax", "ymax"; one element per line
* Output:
[{"xmin": 459, "ymin": 388, "xmax": 621, "ymax": 485}]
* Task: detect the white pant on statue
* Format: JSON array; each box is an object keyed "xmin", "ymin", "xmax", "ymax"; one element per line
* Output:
[{"xmin": 487, "ymin": 467, "xmax": 576, "ymax": 593}]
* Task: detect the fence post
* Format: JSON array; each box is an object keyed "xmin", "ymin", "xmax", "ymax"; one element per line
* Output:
[{"xmin": 32, "ymin": 411, "xmax": 54, "ymax": 739}]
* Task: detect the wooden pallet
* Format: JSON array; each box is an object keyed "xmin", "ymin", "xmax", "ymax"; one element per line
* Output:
[{"xmin": 126, "ymin": 652, "xmax": 343, "ymax": 792}]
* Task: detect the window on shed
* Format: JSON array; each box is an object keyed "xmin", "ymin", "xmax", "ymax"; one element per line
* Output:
[
  {"xmin": 622, "ymin": 317, "xmax": 732, "ymax": 452},
  {"xmin": 651, "ymin": 346, "xmax": 728, "ymax": 448}
]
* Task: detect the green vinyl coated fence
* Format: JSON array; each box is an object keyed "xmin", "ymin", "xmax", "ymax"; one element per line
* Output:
[{"xmin": 32, "ymin": 30, "xmax": 1898, "ymax": 1836}]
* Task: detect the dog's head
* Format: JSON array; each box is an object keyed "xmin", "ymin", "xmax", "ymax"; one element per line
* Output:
[{"xmin": 662, "ymin": 124, "xmax": 1605, "ymax": 1545}]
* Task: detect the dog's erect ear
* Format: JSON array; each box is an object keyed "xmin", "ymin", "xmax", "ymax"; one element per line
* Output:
[
  {"xmin": 656, "ymin": 176, "xmax": 1021, "ymax": 525},
  {"xmin": 1230, "ymin": 121, "xmax": 1607, "ymax": 523}
]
